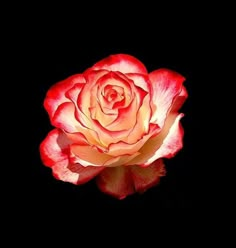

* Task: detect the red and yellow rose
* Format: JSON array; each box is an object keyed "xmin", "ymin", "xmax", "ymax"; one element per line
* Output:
[{"xmin": 40, "ymin": 54, "xmax": 187, "ymax": 199}]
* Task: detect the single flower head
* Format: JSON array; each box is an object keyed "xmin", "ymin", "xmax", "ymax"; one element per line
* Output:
[{"xmin": 40, "ymin": 54, "xmax": 188, "ymax": 199}]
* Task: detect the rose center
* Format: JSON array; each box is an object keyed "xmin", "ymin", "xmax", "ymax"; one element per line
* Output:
[{"xmin": 103, "ymin": 85, "xmax": 124, "ymax": 103}]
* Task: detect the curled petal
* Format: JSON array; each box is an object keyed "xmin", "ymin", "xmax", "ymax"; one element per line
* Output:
[
  {"xmin": 39, "ymin": 129, "xmax": 71, "ymax": 166},
  {"xmin": 52, "ymin": 160, "xmax": 80, "ymax": 184},
  {"xmin": 52, "ymin": 102, "xmax": 79, "ymax": 133},
  {"xmin": 125, "ymin": 93, "xmax": 152, "ymax": 143},
  {"xmin": 89, "ymin": 105, "xmax": 117, "ymax": 127},
  {"xmin": 39, "ymin": 129, "xmax": 104, "ymax": 184},
  {"xmin": 52, "ymin": 160, "xmax": 104, "ymax": 185},
  {"xmin": 67, "ymin": 163, "xmax": 104, "ymax": 185},
  {"xmin": 126, "ymin": 113, "xmax": 184, "ymax": 166},
  {"xmin": 96, "ymin": 71, "xmax": 133, "ymax": 111},
  {"xmin": 104, "ymin": 152, "xmax": 140, "ymax": 167},
  {"xmin": 149, "ymin": 68, "xmax": 185, "ymax": 127},
  {"xmin": 44, "ymin": 74, "xmax": 86, "ymax": 120},
  {"xmin": 170, "ymin": 86, "xmax": 188, "ymax": 113},
  {"xmin": 105, "ymin": 98, "xmax": 138, "ymax": 131},
  {"xmin": 86, "ymin": 54, "xmax": 148, "ymax": 74},
  {"xmin": 65, "ymin": 83, "xmax": 86, "ymax": 103},
  {"xmin": 106, "ymin": 124, "xmax": 158, "ymax": 157},
  {"xmin": 78, "ymin": 70, "xmax": 108, "ymax": 118},
  {"xmin": 125, "ymin": 73, "xmax": 151, "ymax": 92},
  {"xmin": 39, "ymin": 129, "xmax": 79, "ymax": 184},
  {"xmin": 70, "ymin": 144, "xmax": 113, "ymax": 167}
]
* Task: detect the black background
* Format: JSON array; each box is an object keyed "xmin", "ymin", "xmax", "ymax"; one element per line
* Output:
[
  {"xmin": 27, "ymin": 45, "xmax": 195, "ymax": 208},
  {"xmin": 12, "ymin": 7, "xmax": 210, "ymax": 214}
]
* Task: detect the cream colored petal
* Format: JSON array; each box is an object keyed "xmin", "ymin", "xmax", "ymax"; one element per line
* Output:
[{"xmin": 126, "ymin": 113, "xmax": 184, "ymax": 166}]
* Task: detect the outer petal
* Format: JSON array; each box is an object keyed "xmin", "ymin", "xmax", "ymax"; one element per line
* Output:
[
  {"xmin": 44, "ymin": 74, "xmax": 86, "ymax": 120},
  {"xmin": 96, "ymin": 166, "xmax": 135, "ymax": 199},
  {"xmin": 96, "ymin": 159, "xmax": 166, "ymax": 199},
  {"xmin": 130, "ymin": 159, "xmax": 166, "ymax": 192},
  {"xmin": 106, "ymin": 124, "xmax": 158, "ymax": 157},
  {"xmin": 52, "ymin": 160, "xmax": 104, "ymax": 185},
  {"xmin": 170, "ymin": 86, "xmax": 188, "ymax": 113},
  {"xmin": 86, "ymin": 54, "xmax": 148, "ymax": 74},
  {"xmin": 52, "ymin": 102, "xmax": 80, "ymax": 133},
  {"xmin": 51, "ymin": 160, "xmax": 80, "ymax": 184},
  {"xmin": 70, "ymin": 144, "xmax": 113, "ymax": 166},
  {"xmin": 126, "ymin": 113, "xmax": 184, "ymax": 166},
  {"xmin": 40, "ymin": 129, "xmax": 104, "ymax": 184},
  {"xmin": 40, "ymin": 129, "xmax": 71, "ymax": 166},
  {"xmin": 66, "ymin": 163, "xmax": 104, "ymax": 185},
  {"xmin": 149, "ymin": 68, "xmax": 185, "ymax": 127},
  {"xmin": 39, "ymin": 129, "xmax": 79, "ymax": 184}
]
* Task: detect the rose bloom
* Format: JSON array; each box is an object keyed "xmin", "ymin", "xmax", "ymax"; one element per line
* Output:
[{"xmin": 40, "ymin": 54, "xmax": 187, "ymax": 199}]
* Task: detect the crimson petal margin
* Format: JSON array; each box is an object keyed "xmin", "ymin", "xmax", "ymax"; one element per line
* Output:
[
  {"xmin": 40, "ymin": 129, "xmax": 71, "ymax": 166},
  {"xmin": 40, "ymin": 129, "xmax": 104, "ymax": 184},
  {"xmin": 44, "ymin": 74, "xmax": 86, "ymax": 120},
  {"xmin": 149, "ymin": 68, "xmax": 185, "ymax": 127}
]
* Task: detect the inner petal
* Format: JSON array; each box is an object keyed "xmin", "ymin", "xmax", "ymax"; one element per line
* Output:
[
  {"xmin": 96, "ymin": 72, "xmax": 133, "ymax": 112},
  {"xmin": 104, "ymin": 85, "xmax": 124, "ymax": 103}
]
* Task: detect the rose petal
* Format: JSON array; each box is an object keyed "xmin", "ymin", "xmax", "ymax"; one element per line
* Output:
[
  {"xmin": 130, "ymin": 159, "xmax": 166, "ymax": 192},
  {"xmin": 66, "ymin": 163, "xmax": 104, "ymax": 185},
  {"xmin": 106, "ymin": 85, "xmax": 147, "ymax": 132},
  {"xmin": 149, "ymin": 68, "xmax": 185, "ymax": 127},
  {"xmin": 96, "ymin": 159, "xmax": 166, "ymax": 199},
  {"xmin": 105, "ymin": 97, "xmax": 138, "ymax": 131},
  {"xmin": 104, "ymin": 152, "xmax": 140, "ymax": 167},
  {"xmin": 39, "ymin": 129, "xmax": 80, "ymax": 184},
  {"xmin": 106, "ymin": 124, "xmax": 158, "ymax": 157},
  {"xmin": 65, "ymin": 83, "xmax": 86, "ymax": 103},
  {"xmin": 40, "ymin": 129, "xmax": 71, "ymax": 166},
  {"xmin": 40, "ymin": 129, "xmax": 104, "ymax": 184},
  {"xmin": 125, "ymin": 93, "xmax": 152, "ymax": 144},
  {"xmin": 64, "ymin": 131, "xmax": 90, "ymax": 145},
  {"xmin": 52, "ymin": 160, "xmax": 80, "ymax": 184},
  {"xmin": 70, "ymin": 144, "xmax": 113, "ymax": 166},
  {"xmin": 44, "ymin": 74, "xmax": 86, "ymax": 119},
  {"xmin": 89, "ymin": 105, "xmax": 117, "ymax": 127},
  {"xmin": 96, "ymin": 71, "xmax": 133, "ymax": 111},
  {"xmin": 52, "ymin": 102, "xmax": 80, "ymax": 133},
  {"xmin": 96, "ymin": 166, "xmax": 135, "ymax": 199},
  {"xmin": 52, "ymin": 160, "xmax": 104, "ymax": 185},
  {"xmin": 77, "ymin": 70, "xmax": 108, "ymax": 118},
  {"xmin": 125, "ymin": 73, "xmax": 151, "ymax": 92},
  {"xmin": 126, "ymin": 113, "xmax": 184, "ymax": 166},
  {"xmin": 86, "ymin": 54, "xmax": 148, "ymax": 74},
  {"xmin": 170, "ymin": 86, "xmax": 188, "ymax": 113}
]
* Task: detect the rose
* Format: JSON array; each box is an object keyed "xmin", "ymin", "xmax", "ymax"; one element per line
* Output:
[{"xmin": 40, "ymin": 54, "xmax": 187, "ymax": 199}]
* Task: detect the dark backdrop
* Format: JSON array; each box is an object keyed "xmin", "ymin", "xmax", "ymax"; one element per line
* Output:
[{"xmin": 13, "ymin": 12, "xmax": 205, "ymax": 212}]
